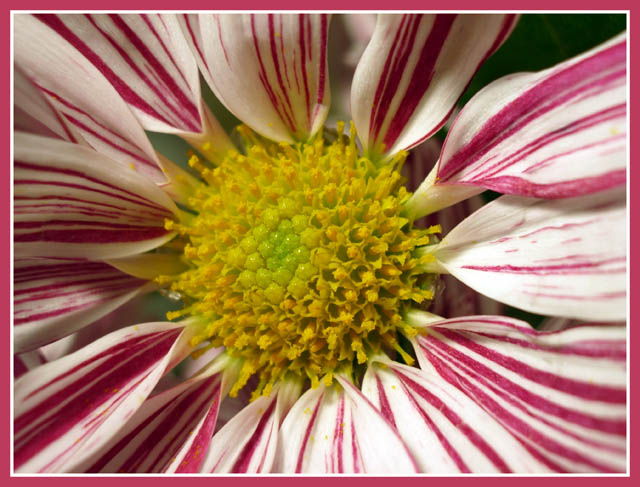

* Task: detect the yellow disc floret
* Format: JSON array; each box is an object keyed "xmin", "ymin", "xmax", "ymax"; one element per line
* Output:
[{"xmin": 160, "ymin": 122, "xmax": 440, "ymax": 395}]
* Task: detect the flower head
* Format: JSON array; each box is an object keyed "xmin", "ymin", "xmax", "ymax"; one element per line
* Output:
[{"xmin": 13, "ymin": 13, "xmax": 627, "ymax": 474}]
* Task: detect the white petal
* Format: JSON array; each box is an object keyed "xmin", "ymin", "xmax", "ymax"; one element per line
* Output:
[
  {"xmin": 351, "ymin": 14, "xmax": 518, "ymax": 158},
  {"xmin": 200, "ymin": 380, "xmax": 301, "ymax": 473},
  {"xmin": 196, "ymin": 14, "xmax": 331, "ymax": 142},
  {"xmin": 436, "ymin": 33, "xmax": 626, "ymax": 199},
  {"xmin": 33, "ymin": 14, "xmax": 204, "ymax": 134},
  {"xmin": 14, "ymin": 133, "xmax": 178, "ymax": 260},
  {"xmin": 14, "ymin": 322, "xmax": 187, "ymax": 473},
  {"xmin": 274, "ymin": 379, "xmax": 417, "ymax": 473},
  {"xmin": 432, "ymin": 188, "xmax": 626, "ymax": 321},
  {"xmin": 362, "ymin": 361, "xmax": 544, "ymax": 472},
  {"xmin": 14, "ymin": 67, "xmax": 84, "ymax": 143},
  {"xmin": 76, "ymin": 368, "xmax": 226, "ymax": 473},
  {"xmin": 14, "ymin": 350, "xmax": 47, "ymax": 379},
  {"xmin": 14, "ymin": 14, "xmax": 165, "ymax": 181},
  {"xmin": 14, "ymin": 258, "xmax": 153, "ymax": 353},
  {"xmin": 421, "ymin": 195, "xmax": 504, "ymax": 317},
  {"xmin": 410, "ymin": 316, "xmax": 626, "ymax": 472}
]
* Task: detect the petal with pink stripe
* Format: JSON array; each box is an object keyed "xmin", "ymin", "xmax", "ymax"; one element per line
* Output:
[
  {"xmin": 419, "ymin": 194, "xmax": 504, "ymax": 317},
  {"xmin": 430, "ymin": 188, "xmax": 626, "ymax": 321},
  {"xmin": 351, "ymin": 14, "xmax": 518, "ymax": 158},
  {"xmin": 274, "ymin": 377, "xmax": 418, "ymax": 473},
  {"xmin": 14, "ymin": 67, "xmax": 84, "ymax": 144},
  {"xmin": 14, "ymin": 14, "xmax": 165, "ymax": 182},
  {"xmin": 14, "ymin": 322, "xmax": 187, "ymax": 473},
  {"xmin": 409, "ymin": 316, "xmax": 626, "ymax": 472},
  {"xmin": 29, "ymin": 14, "xmax": 203, "ymax": 135},
  {"xmin": 14, "ymin": 133, "xmax": 178, "ymax": 260},
  {"xmin": 14, "ymin": 258, "xmax": 152, "ymax": 353},
  {"xmin": 199, "ymin": 380, "xmax": 301, "ymax": 473},
  {"xmin": 362, "ymin": 361, "xmax": 546, "ymax": 472},
  {"xmin": 195, "ymin": 14, "xmax": 330, "ymax": 142},
  {"xmin": 14, "ymin": 350, "xmax": 47, "ymax": 379},
  {"xmin": 434, "ymin": 33, "xmax": 626, "ymax": 201},
  {"xmin": 76, "ymin": 369, "xmax": 226, "ymax": 473}
]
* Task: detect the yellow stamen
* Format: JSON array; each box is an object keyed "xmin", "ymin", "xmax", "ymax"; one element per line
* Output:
[{"xmin": 159, "ymin": 124, "xmax": 440, "ymax": 396}]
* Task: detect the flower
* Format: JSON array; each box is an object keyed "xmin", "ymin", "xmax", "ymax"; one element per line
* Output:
[{"xmin": 13, "ymin": 13, "xmax": 627, "ymax": 474}]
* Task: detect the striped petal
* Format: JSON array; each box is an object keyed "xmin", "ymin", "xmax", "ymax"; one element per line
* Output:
[
  {"xmin": 14, "ymin": 133, "xmax": 178, "ymax": 260},
  {"xmin": 409, "ymin": 316, "xmax": 626, "ymax": 472},
  {"xmin": 427, "ymin": 195, "xmax": 504, "ymax": 317},
  {"xmin": 194, "ymin": 14, "xmax": 330, "ymax": 142},
  {"xmin": 431, "ymin": 188, "xmax": 626, "ymax": 321},
  {"xmin": 411, "ymin": 191, "xmax": 503, "ymax": 318},
  {"xmin": 31, "ymin": 14, "xmax": 203, "ymax": 134},
  {"xmin": 14, "ymin": 258, "xmax": 153, "ymax": 353},
  {"xmin": 78, "ymin": 367, "xmax": 227, "ymax": 473},
  {"xmin": 351, "ymin": 14, "xmax": 517, "ymax": 158},
  {"xmin": 274, "ymin": 377, "xmax": 418, "ymax": 473},
  {"xmin": 362, "ymin": 361, "xmax": 545, "ymax": 472},
  {"xmin": 432, "ymin": 33, "xmax": 626, "ymax": 204},
  {"xmin": 14, "ymin": 350, "xmax": 47, "ymax": 379},
  {"xmin": 14, "ymin": 322, "xmax": 187, "ymax": 473},
  {"xmin": 15, "ymin": 14, "xmax": 165, "ymax": 181},
  {"xmin": 14, "ymin": 67, "xmax": 84, "ymax": 143},
  {"xmin": 199, "ymin": 380, "xmax": 301, "ymax": 473}
]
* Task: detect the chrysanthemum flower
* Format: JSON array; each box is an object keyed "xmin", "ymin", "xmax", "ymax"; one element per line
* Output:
[{"xmin": 13, "ymin": 13, "xmax": 627, "ymax": 474}]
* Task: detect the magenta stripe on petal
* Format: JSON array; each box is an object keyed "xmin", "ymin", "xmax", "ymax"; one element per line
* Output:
[
  {"xmin": 395, "ymin": 368, "xmax": 510, "ymax": 472},
  {"xmin": 435, "ymin": 35, "xmax": 627, "ymax": 199},
  {"xmin": 295, "ymin": 392, "xmax": 323, "ymax": 473},
  {"xmin": 353, "ymin": 14, "xmax": 517, "ymax": 156},
  {"xmin": 371, "ymin": 15, "xmax": 456, "ymax": 149},
  {"xmin": 392, "ymin": 371, "xmax": 471, "ymax": 472},
  {"xmin": 422, "ymin": 348, "xmax": 622, "ymax": 472},
  {"xmin": 33, "ymin": 83, "xmax": 162, "ymax": 174},
  {"xmin": 439, "ymin": 42, "xmax": 625, "ymax": 182},
  {"xmin": 35, "ymin": 14, "xmax": 200, "ymax": 133},
  {"xmin": 14, "ymin": 281, "xmax": 142, "ymax": 325},
  {"xmin": 104, "ymin": 14, "xmax": 200, "ymax": 130},
  {"xmin": 375, "ymin": 375, "xmax": 397, "ymax": 428},
  {"xmin": 460, "ymin": 256, "xmax": 625, "ymax": 276},
  {"xmin": 231, "ymin": 398, "xmax": 277, "ymax": 473},
  {"xmin": 251, "ymin": 15, "xmax": 297, "ymax": 134},
  {"xmin": 430, "ymin": 330, "xmax": 624, "ymax": 403},
  {"xmin": 15, "ymin": 226, "xmax": 169, "ymax": 244},
  {"xmin": 88, "ymin": 376, "xmax": 221, "ymax": 473},
  {"xmin": 423, "ymin": 334, "xmax": 625, "ymax": 435},
  {"xmin": 200, "ymin": 14, "xmax": 329, "ymax": 142},
  {"xmin": 14, "ymin": 328, "xmax": 181, "ymax": 469},
  {"xmin": 469, "ymin": 331, "xmax": 626, "ymax": 360},
  {"xmin": 15, "ymin": 160, "xmax": 172, "ymax": 213},
  {"xmin": 14, "ymin": 260, "xmax": 116, "ymax": 282},
  {"xmin": 14, "ymin": 178, "xmax": 169, "ymax": 216},
  {"xmin": 465, "ymin": 169, "xmax": 627, "ymax": 199},
  {"xmin": 332, "ymin": 394, "xmax": 346, "ymax": 472},
  {"xmin": 174, "ymin": 381, "xmax": 223, "ymax": 473}
]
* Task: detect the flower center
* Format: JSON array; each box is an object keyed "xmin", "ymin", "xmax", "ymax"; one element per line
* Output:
[{"xmin": 161, "ymin": 122, "xmax": 440, "ymax": 396}]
